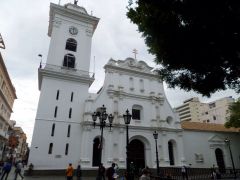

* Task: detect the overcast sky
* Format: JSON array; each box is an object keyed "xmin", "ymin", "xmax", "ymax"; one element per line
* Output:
[{"xmin": 0, "ymin": 0, "xmax": 239, "ymax": 145}]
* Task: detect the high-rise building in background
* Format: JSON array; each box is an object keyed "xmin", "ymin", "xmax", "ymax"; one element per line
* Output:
[{"xmin": 175, "ymin": 96, "xmax": 235, "ymax": 124}]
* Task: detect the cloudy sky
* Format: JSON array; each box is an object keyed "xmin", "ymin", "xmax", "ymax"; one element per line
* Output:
[{"xmin": 0, "ymin": 0, "xmax": 239, "ymax": 145}]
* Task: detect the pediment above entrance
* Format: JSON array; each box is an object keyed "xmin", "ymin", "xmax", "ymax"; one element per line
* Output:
[
  {"xmin": 208, "ymin": 134, "xmax": 225, "ymax": 143},
  {"xmin": 104, "ymin": 57, "xmax": 155, "ymax": 75}
]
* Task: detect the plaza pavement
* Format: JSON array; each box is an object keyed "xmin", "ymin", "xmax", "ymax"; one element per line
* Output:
[
  {"xmin": 0, "ymin": 167, "xmax": 96, "ymax": 180},
  {"xmin": 3, "ymin": 168, "xmax": 239, "ymax": 180}
]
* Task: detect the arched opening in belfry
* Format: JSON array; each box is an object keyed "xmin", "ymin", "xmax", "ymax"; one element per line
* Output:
[
  {"xmin": 92, "ymin": 137, "xmax": 101, "ymax": 167},
  {"xmin": 63, "ymin": 54, "xmax": 75, "ymax": 68},
  {"xmin": 215, "ymin": 148, "xmax": 225, "ymax": 172},
  {"xmin": 128, "ymin": 139, "xmax": 145, "ymax": 173}
]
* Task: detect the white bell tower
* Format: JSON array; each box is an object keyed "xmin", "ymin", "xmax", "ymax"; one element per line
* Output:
[
  {"xmin": 46, "ymin": 2, "xmax": 99, "ymax": 73},
  {"xmin": 29, "ymin": 2, "xmax": 99, "ymax": 169}
]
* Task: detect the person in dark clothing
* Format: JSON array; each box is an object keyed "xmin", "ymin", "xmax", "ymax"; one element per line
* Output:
[
  {"xmin": 14, "ymin": 161, "xmax": 24, "ymax": 180},
  {"xmin": 181, "ymin": 166, "xmax": 188, "ymax": 180},
  {"xmin": 106, "ymin": 163, "xmax": 115, "ymax": 180},
  {"xmin": 97, "ymin": 163, "xmax": 105, "ymax": 180},
  {"xmin": 76, "ymin": 165, "xmax": 82, "ymax": 180},
  {"xmin": 0, "ymin": 161, "xmax": 12, "ymax": 180}
]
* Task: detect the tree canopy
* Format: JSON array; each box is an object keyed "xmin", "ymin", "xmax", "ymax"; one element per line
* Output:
[
  {"xmin": 225, "ymin": 99, "xmax": 240, "ymax": 128},
  {"xmin": 127, "ymin": 0, "xmax": 240, "ymax": 96}
]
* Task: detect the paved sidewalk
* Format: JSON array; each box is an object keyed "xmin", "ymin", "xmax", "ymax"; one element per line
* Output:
[
  {"xmin": 1, "ymin": 168, "xmax": 96, "ymax": 180},
  {"xmin": 3, "ymin": 169, "xmax": 239, "ymax": 180}
]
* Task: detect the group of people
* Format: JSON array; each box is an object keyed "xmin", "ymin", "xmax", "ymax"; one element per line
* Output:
[
  {"xmin": 97, "ymin": 162, "xmax": 119, "ymax": 180},
  {"xmin": 65, "ymin": 163, "xmax": 82, "ymax": 180},
  {"xmin": 0, "ymin": 160, "xmax": 24, "ymax": 180}
]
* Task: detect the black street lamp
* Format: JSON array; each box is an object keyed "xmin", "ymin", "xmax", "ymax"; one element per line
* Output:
[
  {"xmin": 153, "ymin": 131, "xmax": 160, "ymax": 176},
  {"xmin": 224, "ymin": 138, "xmax": 237, "ymax": 179},
  {"xmin": 92, "ymin": 105, "xmax": 114, "ymax": 164},
  {"xmin": 123, "ymin": 109, "xmax": 132, "ymax": 180}
]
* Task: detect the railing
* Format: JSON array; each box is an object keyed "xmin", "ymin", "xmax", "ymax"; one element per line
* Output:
[
  {"xmin": 39, "ymin": 63, "xmax": 94, "ymax": 78},
  {"xmin": 147, "ymin": 167, "xmax": 240, "ymax": 180}
]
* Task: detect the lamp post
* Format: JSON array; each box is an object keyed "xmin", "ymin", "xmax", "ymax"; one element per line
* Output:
[
  {"xmin": 153, "ymin": 131, "xmax": 160, "ymax": 176},
  {"xmin": 224, "ymin": 138, "xmax": 236, "ymax": 179},
  {"xmin": 123, "ymin": 109, "xmax": 132, "ymax": 180},
  {"xmin": 92, "ymin": 105, "xmax": 114, "ymax": 165}
]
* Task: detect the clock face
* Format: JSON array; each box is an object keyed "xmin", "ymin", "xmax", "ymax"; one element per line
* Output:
[{"xmin": 69, "ymin": 26, "xmax": 78, "ymax": 35}]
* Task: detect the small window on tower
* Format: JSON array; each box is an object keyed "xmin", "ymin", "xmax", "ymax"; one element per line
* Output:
[
  {"xmin": 67, "ymin": 124, "xmax": 71, "ymax": 137},
  {"xmin": 65, "ymin": 143, "xmax": 69, "ymax": 155},
  {"xmin": 65, "ymin": 38, "xmax": 77, "ymax": 52},
  {"xmin": 54, "ymin": 106, "xmax": 58, "ymax": 118},
  {"xmin": 63, "ymin": 54, "xmax": 75, "ymax": 68},
  {"xmin": 48, "ymin": 143, "xmax": 53, "ymax": 154},
  {"xmin": 69, "ymin": 108, "xmax": 72, "ymax": 118},
  {"xmin": 51, "ymin": 123, "xmax": 55, "ymax": 136},
  {"xmin": 71, "ymin": 92, "xmax": 74, "ymax": 102},
  {"xmin": 56, "ymin": 90, "xmax": 59, "ymax": 100}
]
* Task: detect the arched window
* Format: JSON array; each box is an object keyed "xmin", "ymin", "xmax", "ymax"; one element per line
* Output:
[
  {"xmin": 51, "ymin": 123, "xmax": 55, "ymax": 136},
  {"xmin": 63, "ymin": 54, "xmax": 75, "ymax": 68},
  {"xmin": 65, "ymin": 38, "xmax": 77, "ymax": 52},
  {"xmin": 48, "ymin": 143, "xmax": 53, "ymax": 154}
]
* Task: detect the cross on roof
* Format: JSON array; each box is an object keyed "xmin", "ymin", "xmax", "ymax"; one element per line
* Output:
[
  {"xmin": 132, "ymin": 48, "xmax": 138, "ymax": 60},
  {"xmin": 74, "ymin": 0, "xmax": 78, "ymax": 5}
]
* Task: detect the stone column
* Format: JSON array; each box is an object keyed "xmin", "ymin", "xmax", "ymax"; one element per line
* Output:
[
  {"xmin": 161, "ymin": 131, "xmax": 169, "ymax": 166},
  {"xmin": 177, "ymin": 132, "xmax": 186, "ymax": 166},
  {"xmin": 80, "ymin": 125, "xmax": 91, "ymax": 167}
]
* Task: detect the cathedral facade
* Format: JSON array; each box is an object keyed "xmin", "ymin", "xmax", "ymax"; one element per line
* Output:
[
  {"xmin": 29, "ymin": 2, "xmax": 240, "ymax": 172},
  {"xmin": 29, "ymin": 2, "xmax": 185, "ymax": 170}
]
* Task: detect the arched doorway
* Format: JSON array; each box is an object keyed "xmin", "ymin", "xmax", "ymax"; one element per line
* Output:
[
  {"xmin": 215, "ymin": 148, "xmax": 225, "ymax": 172},
  {"xmin": 92, "ymin": 137, "xmax": 101, "ymax": 167},
  {"xmin": 168, "ymin": 141, "xmax": 175, "ymax": 165},
  {"xmin": 128, "ymin": 139, "xmax": 145, "ymax": 172}
]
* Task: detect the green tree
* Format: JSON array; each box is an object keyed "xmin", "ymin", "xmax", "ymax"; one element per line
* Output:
[
  {"xmin": 225, "ymin": 99, "xmax": 240, "ymax": 128},
  {"xmin": 127, "ymin": 0, "xmax": 240, "ymax": 97}
]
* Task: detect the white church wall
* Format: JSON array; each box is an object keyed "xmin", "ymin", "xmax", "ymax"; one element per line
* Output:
[{"xmin": 183, "ymin": 130, "xmax": 240, "ymax": 169}]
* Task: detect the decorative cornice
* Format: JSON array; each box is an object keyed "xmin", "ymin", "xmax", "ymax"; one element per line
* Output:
[
  {"xmin": 81, "ymin": 121, "xmax": 182, "ymax": 132},
  {"xmin": 107, "ymin": 88, "xmax": 164, "ymax": 104},
  {"xmin": 38, "ymin": 65, "xmax": 94, "ymax": 90},
  {"xmin": 48, "ymin": 3, "xmax": 99, "ymax": 36}
]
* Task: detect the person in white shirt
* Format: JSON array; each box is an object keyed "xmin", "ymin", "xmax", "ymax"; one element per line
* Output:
[{"xmin": 14, "ymin": 161, "xmax": 24, "ymax": 180}]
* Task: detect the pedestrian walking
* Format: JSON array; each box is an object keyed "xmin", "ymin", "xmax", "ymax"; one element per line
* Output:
[
  {"xmin": 97, "ymin": 163, "xmax": 105, "ymax": 180},
  {"xmin": 0, "ymin": 161, "xmax": 12, "ymax": 180},
  {"xmin": 76, "ymin": 164, "xmax": 82, "ymax": 180},
  {"xmin": 106, "ymin": 163, "xmax": 115, "ymax": 180},
  {"xmin": 66, "ymin": 163, "xmax": 74, "ymax": 180},
  {"xmin": 139, "ymin": 168, "xmax": 150, "ymax": 180},
  {"xmin": 181, "ymin": 165, "xmax": 188, "ymax": 180},
  {"xmin": 28, "ymin": 163, "xmax": 34, "ymax": 176},
  {"xmin": 14, "ymin": 161, "xmax": 24, "ymax": 180}
]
